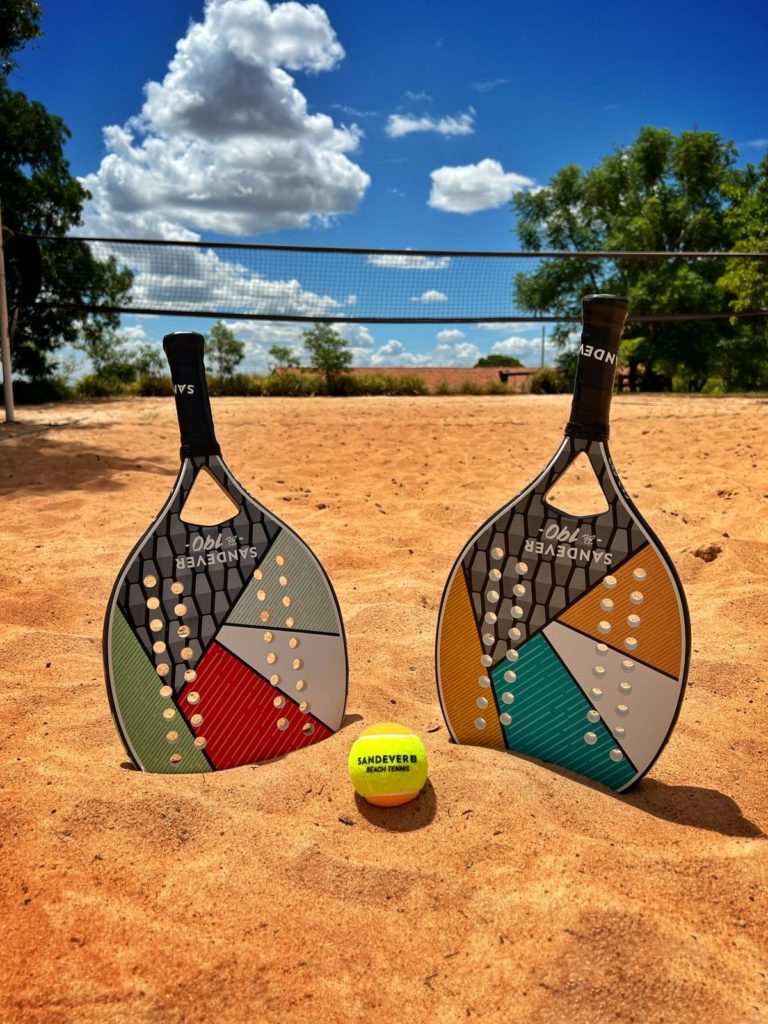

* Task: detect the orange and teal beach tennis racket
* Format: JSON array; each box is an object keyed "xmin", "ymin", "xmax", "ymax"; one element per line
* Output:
[
  {"xmin": 436, "ymin": 295, "xmax": 690, "ymax": 791},
  {"xmin": 104, "ymin": 332, "xmax": 348, "ymax": 773}
]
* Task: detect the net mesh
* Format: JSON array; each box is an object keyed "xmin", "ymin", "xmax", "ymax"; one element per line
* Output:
[{"xmin": 35, "ymin": 236, "xmax": 768, "ymax": 324}]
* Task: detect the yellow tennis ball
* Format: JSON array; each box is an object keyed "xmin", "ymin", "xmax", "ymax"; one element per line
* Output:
[{"xmin": 348, "ymin": 723, "xmax": 428, "ymax": 807}]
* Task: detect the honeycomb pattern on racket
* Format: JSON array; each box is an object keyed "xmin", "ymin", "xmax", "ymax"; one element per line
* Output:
[
  {"xmin": 104, "ymin": 335, "xmax": 348, "ymax": 773},
  {"xmin": 436, "ymin": 296, "xmax": 690, "ymax": 792}
]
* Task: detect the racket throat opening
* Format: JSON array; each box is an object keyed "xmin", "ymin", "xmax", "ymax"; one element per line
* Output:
[
  {"xmin": 544, "ymin": 451, "xmax": 609, "ymax": 517},
  {"xmin": 179, "ymin": 466, "xmax": 241, "ymax": 525}
]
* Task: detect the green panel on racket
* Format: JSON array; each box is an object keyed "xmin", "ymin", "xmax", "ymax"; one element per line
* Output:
[
  {"xmin": 103, "ymin": 332, "xmax": 348, "ymax": 773},
  {"xmin": 109, "ymin": 608, "xmax": 211, "ymax": 773},
  {"xmin": 227, "ymin": 530, "xmax": 341, "ymax": 634}
]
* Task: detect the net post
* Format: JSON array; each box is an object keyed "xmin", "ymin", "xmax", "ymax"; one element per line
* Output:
[{"xmin": 0, "ymin": 205, "xmax": 15, "ymax": 423}]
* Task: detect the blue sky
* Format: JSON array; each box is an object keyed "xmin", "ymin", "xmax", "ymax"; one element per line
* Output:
[{"xmin": 11, "ymin": 0, "xmax": 768, "ymax": 371}]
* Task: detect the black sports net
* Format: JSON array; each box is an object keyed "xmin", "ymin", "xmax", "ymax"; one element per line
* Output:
[{"xmin": 35, "ymin": 236, "xmax": 768, "ymax": 324}]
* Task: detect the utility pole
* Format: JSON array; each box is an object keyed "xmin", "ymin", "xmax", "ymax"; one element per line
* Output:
[{"xmin": 0, "ymin": 205, "xmax": 15, "ymax": 423}]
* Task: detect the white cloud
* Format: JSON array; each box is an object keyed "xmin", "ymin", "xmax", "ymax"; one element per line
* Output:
[
  {"xmin": 436, "ymin": 328, "xmax": 464, "ymax": 341},
  {"xmin": 471, "ymin": 78, "xmax": 509, "ymax": 93},
  {"xmin": 386, "ymin": 109, "xmax": 475, "ymax": 139},
  {"xmin": 477, "ymin": 321, "xmax": 539, "ymax": 332},
  {"xmin": 410, "ymin": 289, "xmax": 448, "ymax": 303},
  {"xmin": 120, "ymin": 323, "xmax": 152, "ymax": 345},
  {"xmin": 372, "ymin": 339, "xmax": 426, "ymax": 366},
  {"xmin": 367, "ymin": 253, "xmax": 451, "ymax": 270},
  {"xmin": 80, "ymin": 0, "xmax": 370, "ymax": 238},
  {"xmin": 331, "ymin": 103, "xmax": 378, "ymax": 118},
  {"xmin": 88, "ymin": 239, "xmax": 343, "ymax": 320},
  {"xmin": 356, "ymin": 333, "xmax": 480, "ymax": 368},
  {"xmin": 435, "ymin": 339, "xmax": 481, "ymax": 364},
  {"xmin": 491, "ymin": 334, "xmax": 558, "ymax": 365},
  {"xmin": 429, "ymin": 158, "xmax": 534, "ymax": 213}
]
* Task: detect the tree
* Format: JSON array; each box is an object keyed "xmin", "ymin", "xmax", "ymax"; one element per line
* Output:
[
  {"xmin": 474, "ymin": 354, "xmax": 523, "ymax": 368},
  {"xmin": 711, "ymin": 155, "xmax": 768, "ymax": 391},
  {"xmin": 0, "ymin": 0, "xmax": 41, "ymax": 78},
  {"xmin": 268, "ymin": 344, "xmax": 301, "ymax": 371},
  {"xmin": 205, "ymin": 321, "xmax": 245, "ymax": 377},
  {"xmin": 511, "ymin": 127, "xmax": 741, "ymax": 391},
  {"xmin": 73, "ymin": 327, "xmax": 139, "ymax": 396},
  {"xmin": 718, "ymin": 153, "xmax": 768, "ymax": 312},
  {"xmin": 133, "ymin": 343, "xmax": 165, "ymax": 378},
  {"xmin": 301, "ymin": 324, "xmax": 352, "ymax": 393},
  {"xmin": 1, "ymin": 8, "xmax": 133, "ymax": 380}
]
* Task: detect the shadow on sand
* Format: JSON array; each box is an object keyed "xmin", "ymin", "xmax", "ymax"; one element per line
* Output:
[{"xmin": 0, "ymin": 417, "xmax": 171, "ymax": 497}]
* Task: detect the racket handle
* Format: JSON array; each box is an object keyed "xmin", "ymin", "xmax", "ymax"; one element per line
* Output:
[
  {"xmin": 163, "ymin": 332, "xmax": 222, "ymax": 459},
  {"xmin": 564, "ymin": 294, "xmax": 629, "ymax": 441}
]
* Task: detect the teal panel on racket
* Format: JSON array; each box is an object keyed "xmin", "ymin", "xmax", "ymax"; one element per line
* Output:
[
  {"xmin": 227, "ymin": 529, "xmax": 341, "ymax": 635},
  {"xmin": 490, "ymin": 632, "xmax": 636, "ymax": 790}
]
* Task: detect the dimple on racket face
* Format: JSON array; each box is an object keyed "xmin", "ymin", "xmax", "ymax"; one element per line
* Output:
[
  {"xmin": 436, "ymin": 296, "xmax": 690, "ymax": 792},
  {"xmin": 104, "ymin": 332, "xmax": 348, "ymax": 773}
]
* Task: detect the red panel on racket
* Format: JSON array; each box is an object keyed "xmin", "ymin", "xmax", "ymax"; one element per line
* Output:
[{"xmin": 103, "ymin": 332, "xmax": 347, "ymax": 773}]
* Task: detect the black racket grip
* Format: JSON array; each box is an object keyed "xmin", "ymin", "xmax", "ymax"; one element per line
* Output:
[
  {"xmin": 163, "ymin": 332, "xmax": 221, "ymax": 459},
  {"xmin": 564, "ymin": 294, "xmax": 629, "ymax": 442}
]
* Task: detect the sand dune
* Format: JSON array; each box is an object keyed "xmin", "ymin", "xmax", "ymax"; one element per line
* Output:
[{"xmin": 1, "ymin": 394, "xmax": 766, "ymax": 1023}]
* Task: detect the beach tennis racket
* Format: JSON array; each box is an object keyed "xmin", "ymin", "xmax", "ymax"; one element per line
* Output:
[
  {"xmin": 436, "ymin": 295, "xmax": 690, "ymax": 792},
  {"xmin": 104, "ymin": 331, "xmax": 348, "ymax": 773}
]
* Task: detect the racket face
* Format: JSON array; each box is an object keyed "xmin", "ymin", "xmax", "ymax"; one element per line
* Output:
[
  {"xmin": 436, "ymin": 436, "xmax": 690, "ymax": 792},
  {"xmin": 104, "ymin": 455, "xmax": 347, "ymax": 773}
]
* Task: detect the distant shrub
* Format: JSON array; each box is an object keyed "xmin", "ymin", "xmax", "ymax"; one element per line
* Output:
[
  {"xmin": 75, "ymin": 374, "xmax": 131, "ymax": 398},
  {"xmin": 263, "ymin": 371, "xmax": 323, "ymax": 396},
  {"xmin": 136, "ymin": 374, "xmax": 173, "ymax": 397},
  {"xmin": 701, "ymin": 376, "xmax": 727, "ymax": 395},
  {"xmin": 344, "ymin": 373, "xmax": 428, "ymax": 396},
  {"xmin": 433, "ymin": 379, "xmax": 455, "ymax": 395},
  {"xmin": 528, "ymin": 368, "xmax": 569, "ymax": 394},
  {"xmin": 209, "ymin": 373, "xmax": 264, "ymax": 397},
  {"xmin": 482, "ymin": 380, "xmax": 513, "ymax": 395},
  {"xmin": 14, "ymin": 376, "xmax": 74, "ymax": 404},
  {"xmin": 390, "ymin": 374, "xmax": 428, "ymax": 396}
]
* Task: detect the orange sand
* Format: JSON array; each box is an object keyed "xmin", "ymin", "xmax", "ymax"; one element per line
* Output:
[{"xmin": 1, "ymin": 394, "xmax": 766, "ymax": 1023}]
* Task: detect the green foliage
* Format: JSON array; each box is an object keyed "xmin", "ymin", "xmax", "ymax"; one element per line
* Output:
[
  {"xmin": 13, "ymin": 374, "xmax": 73, "ymax": 404},
  {"xmin": 0, "ymin": 0, "xmax": 42, "ymax": 79},
  {"xmin": 511, "ymin": 126, "xmax": 748, "ymax": 390},
  {"xmin": 718, "ymin": 153, "xmax": 768, "ymax": 313},
  {"xmin": 135, "ymin": 374, "xmax": 173, "ymax": 397},
  {"xmin": 528, "ymin": 368, "xmax": 570, "ymax": 394},
  {"xmin": 75, "ymin": 373, "xmax": 132, "ymax": 398},
  {"xmin": 474, "ymin": 354, "xmax": 523, "ymax": 367},
  {"xmin": 262, "ymin": 372, "xmax": 320, "ymax": 397},
  {"xmin": 701, "ymin": 376, "xmax": 727, "ymax": 395},
  {"xmin": 133, "ymin": 343, "xmax": 164, "ymax": 377},
  {"xmin": 205, "ymin": 321, "xmax": 245, "ymax": 378},
  {"xmin": 712, "ymin": 324, "xmax": 768, "ymax": 391},
  {"xmin": 338, "ymin": 374, "xmax": 429, "ymax": 396},
  {"xmin": 267, "ymin": 344, "xmax": 301, "ymax": 370},
  {"xmin": 0, "ymin": 86, "xmax": 133, "ymax": 378},
  {"xmin": 75, "ymin": 327, "xmax": 133, "ymax": 379},
  {"xmin": 301, "ymin": 324, "xmax": 353, "ymax": 394}
]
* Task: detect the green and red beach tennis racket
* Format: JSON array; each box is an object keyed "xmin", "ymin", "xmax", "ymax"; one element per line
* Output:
[
  {"xmin": 104, "ymin": 332, "xmax": 348, "ymax": 773},
  {"xmin": 436, "ymin": 295, "xmax": 690, "ymax": 791}
]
